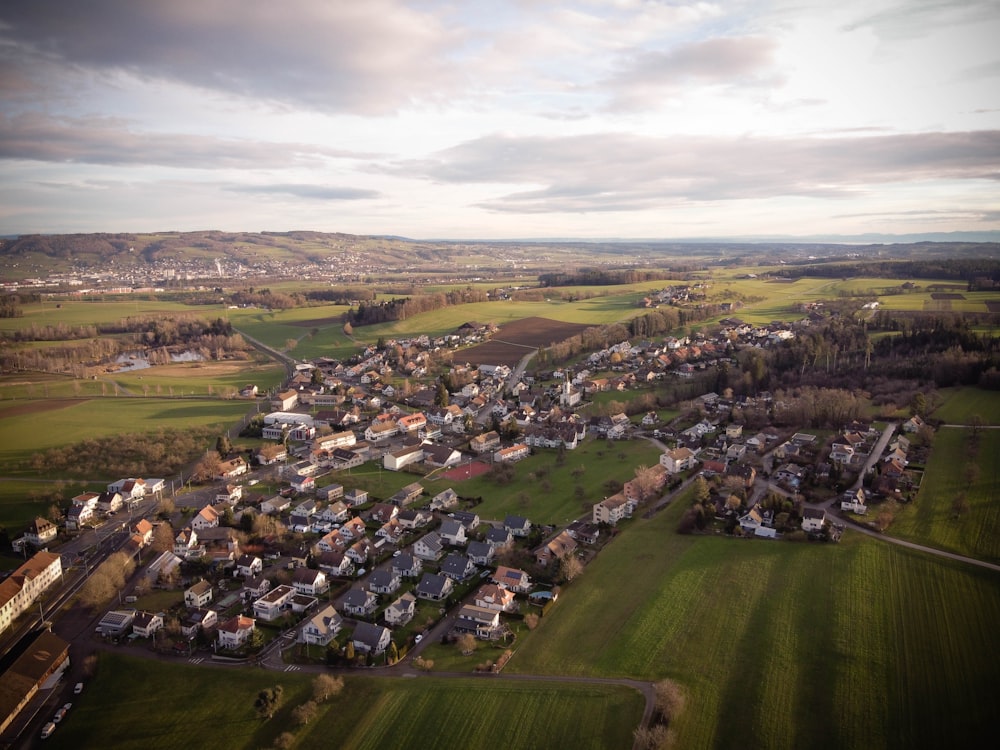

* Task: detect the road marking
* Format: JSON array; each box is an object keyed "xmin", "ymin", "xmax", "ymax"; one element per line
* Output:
[
  {"xmin": 189, "ymin": 657, "xmax": 204, "ymax": 664},
  {"xmin": 284, "ymin": 665, "xmax": 300, "ymax": 672}
]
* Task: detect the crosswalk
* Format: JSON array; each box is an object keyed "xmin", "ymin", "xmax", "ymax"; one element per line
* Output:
[
  {"xmin": 189, "ymin": 657, "xmax": 205, "ymax": 664},
  {"xmin": 284, "ymin": 665, "xmax": 300, "ymax": 672}
]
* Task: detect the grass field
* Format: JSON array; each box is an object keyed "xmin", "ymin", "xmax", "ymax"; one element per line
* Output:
[
  {"xmin": 0, "ymin": 397, "xmax": 249, "ymax": 471},
  {"xmin": 888, "ymin": 427, "xmax": 1000, "ymax": 562},
  {"xmin": 0, "ymin": 298, "xmax": 197, "ymax": 332},
  {"xmin": 420, "ymin": 436, "xmax": 665, "ymax": 525},
  {"xmin": 110, "ymin": 360, "xmax": 286, "ymax": 396},
  {"xmin": 508, "ymin": 494, "xmax": 1000, "ymax": 749},
  {"xmin": 226, "ymin": 304, "xmax": 358, "ymax": 361},
  {"xmin": 930, "ymin": 387, "xmax": 1000, "ymax": 424},
  {"xmin": 48, "ymin": 654, "xmax": 642, "ymax": 750}
]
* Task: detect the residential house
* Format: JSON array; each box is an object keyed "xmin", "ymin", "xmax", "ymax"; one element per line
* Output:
[
  {"xmin": 535, "ymin": 530, "xmax": 578, "ymax": 567},
  {"xmin": 841, "ymin": 488, "xmax": 868, "ymax": 514},
  {"xmin": 416, "ymin": 572, "xmax": 454, "ymax": 601},
  {"xmin": 253, "ymin": 585, "xmax": 295, "ymax": 622},
  {"xmin": 384, "ymin": 592, "xmax": 417, "ymax": 626},
  {"xmin": 292, "ymin": 568, "xmax": 329, "ymax": 596},
  {"xmin": 218, "ymin": 456, "xmax": 249, "ymax": 479},
  {"xmin": 422, "ymin": 443, "xmax": 463, "ymax": 468},
  {"xmin": 346, "ymin": 537, "xmax": 374, "ymax": 565},
  {"xmin": 131, "ymin": 611, "xmax": 164, "ymax": 638},
  {"xmin": 492, "ymin": 566, "xmax": 531, "ymax": 594},
  {"xmin": 260, "ymin": 496, "xmax": 291, "ymax": 515},
  {"xmin": 66, "ymin": 502, "xmax": 96, "ymax": 531},
  {"xmin": 738, "ymin": 507, "xmax": 764, "ymax": 534},
  {"xmin": 390, "ymin": 482, "xmax": 424, "ymax": 507},
  {"xmin": 774, "ymin": 463, "xmax": 806, "ymax": 488},
  {"xmin": 455, "ymin": 604, "xmax": 501, "ymax": 639},
  {"xmin": 440, "ymin": 553, "xmax": 477, "ymax": 581},
  {"xmin": 184, "ymin": 580, "xmax": 213, "ymax": 608},
  {"xmin": 429, "ymin": 488, "xmax": 459, "ymax": 511},
  {"xmin": 592, "ymin": 494, "xmax": 633, "ymax": 526},
  {"xmin": 191, "ymin": 505, "xmax": 220, "ymax": 531},
  {"xmin": 181, "ymin": 608, "xmax": 217, "ymax": 638},
  {"xmin": 391, "ymin": 553, "xmax": 422, "ymax": 579},
  {"xmin": 660, "ymin": 446, "xmax": 697, "ymax": 473},
  {"xmin": 300, "ymin": 605, "xmax": 343, "ymax": 646},
  {"xmin": 503, "ymin": 515, "xmax": 532, "ymax": 538},
  {"xmin": 23, "ymin": 517, "xmax": 57, "ymax": 547},
  {"xmin": 469, "ymin": 431, "xmax": 501, "ymax": 454},
  {"xmin": 485, "ymin": 526, "xmax": 513, "ymax": 551},
  {"xmin": 132, "ymin": 519, "xmax": 154, "ymax": 547},
  {"xmin": 396, "ymin": 508, "xmax": 433, "ymax": 530},
  {"xmin": 316, "ymin": 529, "xmax": 348, "ymax": 554},
  {"xmin": 368, "ymin": 569, "xmax": 401, "ymax": 595},
  {"xmin": 802, "ymin": 507, "xmax": 826, "ymax": 533},
  {"xmin": 413, "ymin": 532, "xmax": 444, "ymax": 561},
  {"xmin": 96, "ymin": 491, "xmax": 124, "ymax": 515},
  {"xmin": 368, "ymin": 503, "xmax": 399, "ymax": 525},
  {"xmin": 474, "ymin": 583, "xmax": 517, "ymax": 613},
  {"xmin": 344, "ymin": 488, "xmax": 369, "ymax": 507},
  {"xmin": 216, "ymin": 484, "xmax": 242, "ymax": 505},
  {"xmin": 316, "ymin": 550, "xmax": 354, "ymax": 578},
  {"xmin": 494, "ymin": 444, "xmax": 530, "ymax": 463},
  {"xmin": 376, "ymin": 518, "xmax": 406, "ymax": 546},
  {"xmin": 217, "ymin": 615, "xmax": 255, "ymax": 650},
  {"xmin": 243, "ymin": 575, "xmax": 271, "ymax": 600},
  {"xmin": 903, "ymin": 415, "xmax": 925, "ymax": 433},
  {"xmin": 235, "ymin": 554, "xmax": 263, "ymax": 579},
  {"xmin": 352, "ymin": 621, "xmax": 392, "ymax": 655},
  {"xmin": 451, "ymin": 511, "xmax": 481, "ymax": 530},
  {"xmin": 566, "ymin": 521, "xmax": 600, "ymax": 545},
  {"xmin": 467, "ymin": 540, "xmax": 495, "ymax": 566},
  {"xmin": 339, "ymin": 517, "xmax": 367, "ymax": 541},
  {"xmin": 0, "ymin": 552, "xmax": 63, "ymax": 636},
  {"xmin": 341, "ymin": 588, "xmax": 378, "ymax": 617},
  {"xmin": 439, "ymin": 519, "xmax": 467, "ymax": 547},
  {"xmin": 319, "ymin": 500, "xmax": 349, "ymax": 524}
]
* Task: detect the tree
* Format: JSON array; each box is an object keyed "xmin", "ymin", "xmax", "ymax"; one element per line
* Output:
[
  {"xmin": 254, "ymin": 685, "xmax": 284, "ymax": 719},
  {"xmin": 631, "ymin": 464, "xmax": 661, "ymax": 502},
  {"xmin": 151, "ymin": 521, "xmax": 175, "ymax": 552},
  {"xmin": 692, "ymin": 476, "xmax": 710, "ymax": 505},
  {"xmin": 292, "ymin": 700, "xmax": 318, "ymax": 726},
  {"xmin": 435, "ymin": 382, "xmax": 449, "ymax": 407},
  {"xmin": 524, "ymin": 613, "xmax": 539, "ymax": 630},
  {"xmin": 312, "ymin": 674, "xmax": 344, "ymax": 703},
  {"xmin": 156, "ymin": 496, "xmax": 175, "ymax": 520},
  {"xmin": 216, "ymin": 434, "xmax": 233, "ymax": 457},
  {"xmin": 910, "ymin": 392, "xmax": 926, "ymax": 417},
  {"xmin": 46, "ymin": 502, "xmax": 63, "ymax": 523},
  {"xmin": 558, "ymin": 553, "xmax": 583, "ymax": 583},
  {"xmin": 456, "ymin": 633, "xmax": 477, "ymax": 655},
  {"xmin": 653, "ymin": 678, "xmax": 687, "ymax": 722},
  {"xmin": 273, "ymin": 733, "xmax": 296, "ymax": 750},
  {"xmin": 345, "ymin": 641, "xmax": 355, "ymax": 661},
  {"xmin": 192, "ymin": 450, "xmax": 224, "ymax": 483}
]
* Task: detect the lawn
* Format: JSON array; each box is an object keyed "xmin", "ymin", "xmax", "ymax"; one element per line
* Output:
[
  {"xmin": 420, "ymin": 436, "xmax": 665, "ymax": 525},
  {"xmin": 888, "ymin": 426, "xmax": 1000, "ymax": 563},
  {"xmin": 930, "ymin": 386, "xmax": 1000, "ymax": 425},
  {"xmin": 49, "ymin": 653, "xmax": 642, "ymax": 750},
  {"xmin": 508, "ymin": 493, "xmax": 1000, "ymax": 750},
  {"xmin": 110, "ymin": 360, "xmax": 285, "ymax": 397}
]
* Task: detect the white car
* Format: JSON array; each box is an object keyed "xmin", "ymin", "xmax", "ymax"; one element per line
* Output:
[
  {"xmin": 41, "ymin": 722, "xmax": 56, "ymax": 739},
  {"xmin": 74, "ymin": 682, "xmax": 84, "ymax": 695}
]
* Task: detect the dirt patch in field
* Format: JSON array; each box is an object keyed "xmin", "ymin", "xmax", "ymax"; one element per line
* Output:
[
  {"xmin": 931, "ymin": 293, "xmax": 965, "ymax": 300},
  {"xmin": 461, "ymin": 317, "xmax": 591, "ymax": 367},
  {"xmin": 984, "ymin": 301, "xmax": 1000, "ymax": 313},
  {"xmin": 0, "ymin": 398, "xmax": 88, "ymax": 418}
]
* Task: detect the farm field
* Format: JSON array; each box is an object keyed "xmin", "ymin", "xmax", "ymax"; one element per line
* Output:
[
  {"xmin": 421, "ymin": 436, "xmax": 665, "ymax": 525},
  {"xmin": 888, "ymin": 426, "xmax": 1000, "ymax": 563},
  {"xmin": 462, "ymin": 316, "xmax": 592, "ymax": 366},
  {"xmin": 929, "ymin": 386, "xmax": 1000, "ymax": 424},
  {"xmin": 226, "ymin": 304, "xmax": 358, "ymax": 361},
  {"xmin": 110, "ymin": 360, "xmax": 285, "ymax": 397},
  {"xmin": 509, "ymin": 495, "xmax": 1000, "ymax": 750},
  {"xmin": 0, "ymin": 397, "xmax": 248, "ymax": 471},
  {"xmin": 0, "ymin": 372, "xmax": 108, "ymax": 400},
  {"xmin": 48, "ymin": 654, "xmax": 642, "ymax": 750},
  {"xmin": 0, "ymin": 298, "xmax": 196, "ymax": 332}
]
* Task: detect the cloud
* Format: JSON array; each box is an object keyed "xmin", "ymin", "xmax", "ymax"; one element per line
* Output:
[
  {"xmin": 0, "ymin": 112, "xmax": 372, "ymax": 168},
  {"xmin": 840, "ymin": 0, "xmax": 998, "ymax": 39},
  {"xmin": 393, "ymin": 130, "xmax": 1000, "ymax": 213},
  {"xmin": 0, "ymin": 0, "xmax": 460, "ymax": 115},
  {"xmin": 226, "ymin": 184, "xmax": 379, "ymax": 201},
  {"xmin": 602, "ymin": 35, "xmax": 778, "ymax": 109}
]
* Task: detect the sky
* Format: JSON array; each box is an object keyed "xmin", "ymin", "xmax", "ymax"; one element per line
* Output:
[{"xmin": 0, "ymin": 0, "xmax": 998, "ymax": 240}]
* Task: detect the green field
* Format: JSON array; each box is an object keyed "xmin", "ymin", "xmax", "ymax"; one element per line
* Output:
[
  {"xmin": 508, "ymin": 495, "xmax": 1000, "ymax": 749},
  {"xmin": 110, "ymin": 360, "xmax": 286, "ymax": 397},
  {"xmin": 48, "ymin": 654, "xmax": 642, "ymax": 750},
  {"xmin": 226, "ymin": 304, "xmax": 358, "ymax": 360},
  {"xmin": 930, "ymin": 387, "xmax": 1000, "ymax": 424},
  {"xmin": 888, "ymin": 427, "xmax": 1000, "ymax": 562},
  {"xmin": 420, "ymin": 437, "xmax": 665, "ymax": 525},
  {"xmin": 0, "ymin": 298, "xmax": 197, "ymax": 332}
]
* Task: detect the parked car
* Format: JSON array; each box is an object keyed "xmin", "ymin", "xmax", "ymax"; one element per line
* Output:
[
  {"xmin": 41, "ymin": 722, "xmax": 56, "ymax": 739},
  {"xmin": 74, "ymin": 682, "xmax": 84, "ymax": 695},
  {"xmin": 53, "ymin": 707, "xmax": 67, "ymax": 723}
]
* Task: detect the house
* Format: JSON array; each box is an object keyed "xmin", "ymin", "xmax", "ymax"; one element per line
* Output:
[
  {"xmin": 423, "ymin": 443, "xmax": 463, "ymax": 468},
  {"xmin": 390, "ymin": 482, "xmax": 424, "ymax": 507},
  {"xmin": 440, "ymin": 553, "xmax": 477, "ymax": 581},
  {"xmin": 592, "ymin": 495, "xmax": 632, "ymax": 526},
  {"xmin": 415, "ymin": 572, "xmax": 454, "ymax": 601},
  {"xmin": 660, "ymin": 446, "xmax": 697, "ymax": 473},
  {"xmin": 216, "ymin": 484, "xmax": 243, "ymax": 505},
  {"xmin": 467, "ymin": 540, "xmax": 495, "ymax": 566},
  {"xmin": 429, "ymin": 488, "xmax": 460, "ymax": 511},
  {"xmin": 340, "ymin": 517, "xmax": 367, "ymax": 541},
  {"xmin": 841, "ymin": 488, "xmax": 868, "ymax": 514},
  {"xmin": 384, "ymin": 443, "xmax": 424, "ymax": 471},
  {"xmin": 346, "ymin": 538, "xmax": 374, "ymax": 564},
  {"xmin": 243, "ymin": 575, "xmax": 271, "ymax": 600},
  {"xmin": 485, "ymin": 526, "xmax": 513, "ymax": 550},
  {"xmin": 384, "ymin": 592, "xmax": 417, "ymax": 626},
  {"xmin": 191, "ymin": 505, "xmax": 220, "ymax": 531},
  {"xmin": 802, "ymin": 507, "xmax": 826, "ymax": 533},
  {"xmin": 391, "ymin": 553, "xmax": 422, "ymax": 579},
  {"xmin": 341, "ymin": 588, "xmax": 378, "ymax": 617},
  {"xmin": 396, "ymin": 508, "xmax": 433, "ymax": 530},
  {"xmin": 292, "ymin": 568, "xmax": 329, "ymax": 596},
  {"xmin": 300, "ymin": 604, "xmax": 343, "ymax": 646},
  {"xmin": 217, "ymin": 456, "xmax": 249, "ymax": 479},
  {"xmin": 451, "ymin": 510, "xmax": 481, "ymax": 530},
  {"xmin": 272, "ymin": 390, "xmax": 299, "ymax": 411},
  {"xmin": 260, "ymin": 496, "xmax": 291, "ymax": 515},
  {"xmin": 368, "ymin": 569, "xmax": 402, "ymax": 595},
  {"xmin": 316, "ymin": 529, "xmax": 347, "ymax": 554},
  {"xmin": 235, "ymin": 554, "xmax": 263, "ymax": 579},
  {"xmin": 738, "ymin": 507, "xmax": 764, "ymax": 533},
  {"xmin": 23, "ymin": 517, "xmax": 57, "ymax": 547},
  {"xmin": 368, "ymin": 503, "xmax": 399, "ymax": 525},
  {"xmin": 566, "ymin": 521, "xmax": 600, "ymax": 545},
  {"xmin": 96, "ymin": 491, "xmax": 124, "ymax": 515},
  {"xmin": 181, "ymin": 608, "xmax": 217, "ymax": 638},
  {"xmin": 376, "ymin": 518, "xmax": 406, "ymax": 546},
  {"xmin": 145, "ymin": 551, "xmax": 182, "ymax": 584},
  {"xmin": 344, "ymin": 488, "xmax": 369, "ymax": 507},
  {"xmin": 535, "ymin": 530, "xmax": 577, "ymax": 567},
  {"xmin": 316, "ymin": 550, "xmax": 355, "ymax": 578},
  {"xmin": 492, "ymin": 566, "xmax": 531, "ymax": 594},
  {"xmin": 439, "ymin": 518, "xmax": 467, "ymax": 547},
  {"xmin": 903, "ymin": 415, "xmax": 925, "ymax": 433},
  {"xmin": 503, "ymin": 515, "xmax": 532, "ymax": 537},
  {"xmin": 319, "ymin": 500, "xmax": 350, "ymax": 524},
  {"xmin": 413, "ymin": 532, "xmax": 444, "ymax": 561},
  {"xmin": 352, "ymin": 621, "xmax": 392, "ymax": 655},
  {"xmin": 131, "ymin": 611, "xmax": 164, "ymax": 638},
  {"xmin": 469, "ymin": 431, "xmax": 501, "ymax": 454},
  {"xmin": 253, "ymin": 585, "xmax": 295, "ymax": 621},
  {"xmin": 217, "ymin": 615, "xmax": 255, "ymax": 650},
  {"xmin": 474, "ymin": 583, "xmax": 517, "ymax": 613},
  {"xmin": 66, "ymin": 503, "xmax": 96, "ymax": 531},
  {"xmin": 455, "ymin": 604, "xmax": 501, "ymax": 639},
  {"xmin": 184, "ymin": 580, "xmax": 213, "ymax": 608},
  {"xmin": 494, "ymin": 444, "xmax": 530, "ymax": 463},
  {"xmin": 132, "ymin": 519, "xmax": 154, "ymax": 547},
  {"xmin": 774, "ymin": 463, "xmax": 806, "ymax": 488}
]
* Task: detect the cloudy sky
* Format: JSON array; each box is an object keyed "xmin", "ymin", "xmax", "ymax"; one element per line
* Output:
[{"xmin": 1, "ymin": 0, "xmax": 998, "ymax": 239}]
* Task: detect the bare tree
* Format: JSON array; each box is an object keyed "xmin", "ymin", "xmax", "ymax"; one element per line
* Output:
[
  {"xmin": 292, "ymin": 700, "xmax": 318, "ymax": 726},
  {"xmin": 653, "ymin": 679, "xmax": 687, "ymax": 722},
  {"xmin": 456, "ymin": 633, "xmax": 477, "ymax": 655},
  {"xmin": 151, "ymin": 521, "xmax": 175, "ymax": 552},
  {"xmin": 312, "ymin": 674, "xmax": 344, "ymax": 703}
]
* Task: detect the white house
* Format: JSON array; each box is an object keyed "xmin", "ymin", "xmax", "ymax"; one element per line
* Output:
[
  {"xmin": 300, "ymin": 604, "xmax": 343, "ymax": 646},
  {"xmin": 217, "ymin": 615, "xmax": 255, "ymax": 650}
]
